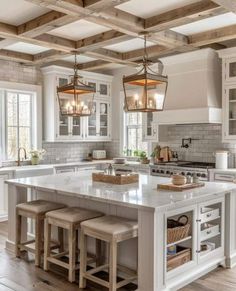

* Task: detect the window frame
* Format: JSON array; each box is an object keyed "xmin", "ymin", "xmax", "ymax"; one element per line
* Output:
[
  {"xmin": 0, "ymin": 81, "xmax": 42, "ymax": 162},
  {"xmin": 123, "ymin": 111, "xmax": 148, "ymax": 155},
  {"xmin": 4, "ymin": 90, "xmax": 34, "ymax": 161}
]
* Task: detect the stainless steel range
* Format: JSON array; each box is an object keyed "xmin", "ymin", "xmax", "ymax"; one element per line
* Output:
[{"xmin": 150, "ymin": 161, "xmax": 215, "ymax": 181}]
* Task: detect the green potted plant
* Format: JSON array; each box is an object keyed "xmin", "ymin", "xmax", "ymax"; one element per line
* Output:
[
  {"xmin": 139, "ymin": 151, "xmax": 150, "ymax": 164},
  {"xmin": 29, "ymin": 149, "xmax": 46, "ymax": 165}
]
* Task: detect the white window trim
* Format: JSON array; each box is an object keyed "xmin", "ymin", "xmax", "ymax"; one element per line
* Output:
[{"xmin": 0, "ymin": 81, "xmax": 42, "ymax": 161}]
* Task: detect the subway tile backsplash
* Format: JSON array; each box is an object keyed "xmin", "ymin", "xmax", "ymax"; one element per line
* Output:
[{"xmin": 158, "ymin": 124, "xmax": 236, "ymax": 167}]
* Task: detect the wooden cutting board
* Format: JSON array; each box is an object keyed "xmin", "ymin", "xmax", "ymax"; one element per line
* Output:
[{"xmin": 157, "ymin": 182, "xmax": 205, "ymax": 191}]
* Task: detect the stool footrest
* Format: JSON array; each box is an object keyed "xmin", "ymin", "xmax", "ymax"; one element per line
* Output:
[
  {"xmin": 87, "ymin": 264, "xmax": 109, "ymax": 275},
  {"xmin": 116, "ymin": 276, "xmax": 137, "ymax": 289},
  {"xmin": 47, "ymin": 257, "xmax": 80, "ymax": 270},
  {"xmin": 84, "ymin": 273, "xmax": 110, "ymax": 288}
]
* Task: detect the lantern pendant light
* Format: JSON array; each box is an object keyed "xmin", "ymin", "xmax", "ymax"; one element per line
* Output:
[
  {"xmin": 57, "ymin": 53, "xmax": 95, "ymax": 117},
  {"xmin": 123, "ymin": 34, "xmax": 168, "ymax": 112}
]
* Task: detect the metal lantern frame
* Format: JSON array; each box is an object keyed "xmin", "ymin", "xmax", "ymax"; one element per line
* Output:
[
  {"xmin": 123, "ymin": 35, "xmax": 168, "ymax": 113},
  {"xmin": 57, "ymin": 53, "xmax": 96, "ymax": 117}
]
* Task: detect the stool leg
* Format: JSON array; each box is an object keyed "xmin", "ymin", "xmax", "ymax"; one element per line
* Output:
[
  {"xmin": 44, "ymin": 218, "xmax": 51, "ymax": 271},
  {"xmin": 96, "ymin": 239, "xmax": 102, "ymax": 267},
  {"xmin": 68, "ymin": 225, "xmax": 76, "ymax": 283},
  {"xmin": 15, "ymin": 212, "xmax": 21, "ymax": 258},
  {"xmin": 79, "ymin": 228, "xmax": 87, "ymax": 289},
  {"xmin": 109, "ymin": 240, "xmax": 117, "ymax": 291},
  {"xmin": 58, "ymin": 227, "xmax": 64, "ymax": 253},
  {"xmin": 35, "ymin": 216, "xmax": 42, "ymax": 267}
]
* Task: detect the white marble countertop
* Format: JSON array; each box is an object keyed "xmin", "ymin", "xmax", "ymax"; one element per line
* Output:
[
  {"xmin": 6, "ymin": 172, "xmax": 236, "ymax": 211},
  {"xmin": 0, "ymin": 160, "xmax": 150, "ymax": 174}
]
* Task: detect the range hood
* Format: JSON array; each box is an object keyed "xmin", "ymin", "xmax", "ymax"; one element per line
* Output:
[{"xmin": 153, "ymin": 48, "xmax": 222, "ymax": 124}]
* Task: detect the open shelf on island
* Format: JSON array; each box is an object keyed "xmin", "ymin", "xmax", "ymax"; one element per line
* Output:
[{"xmin": 167, "ymin": 236, "xmax": 192, "ymax": 248}]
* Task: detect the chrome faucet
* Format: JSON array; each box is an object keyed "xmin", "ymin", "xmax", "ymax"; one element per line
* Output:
[{"xmin": 17, "ymin": 147, "xmax": 27, "ymax": 166}]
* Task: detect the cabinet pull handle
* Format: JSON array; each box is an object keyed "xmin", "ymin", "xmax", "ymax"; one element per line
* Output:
[
  {"xmin": 206, "ymin": 230, "xmax": 212, "ymax": 235},
  {"xmin": 207, "ymin": 213, "xmax": 212, "ymax": 218}
]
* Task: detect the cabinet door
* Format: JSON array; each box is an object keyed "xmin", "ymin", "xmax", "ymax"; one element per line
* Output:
[
  {"xmin": 0, "ymin": 174, "xmax": 9, "ymax": 220},
  {"xmin": 223, "ymin": 85, "xmax": 236, "ymax": 141},
  {"xmin": 98, "ymin": 101, "xmax": 110, "ymax": 139},
  {"xmin": 142, "ymin": 112, "xmax": 158, "ymax": 141},
  {"xmin": 165, "ymin": 205, "xmax": 198, "ymax": 280},
  {"xmin": 225, "ymin": 58, "xmax": 236, "ymax": 83},
  {"xmin": 197, "ymin": 198, "xmax": 224, "ymax": 265},
  {"xmin": 86, "ymin": 100, "xmax": 111, "ymax": 140},
  {"xmin": 56, "ymin": 76, "xmax": 70, "ymax": 139}
]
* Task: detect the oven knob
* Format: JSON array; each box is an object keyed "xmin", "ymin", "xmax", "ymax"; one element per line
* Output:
[
  {"xmin": 201, "ymin": 173, "xmax": 206, "ymax": 178},
  {"xmin": 187, "ymin": 172, "xmax": 191, "ymax": 176},
  {"xmin": 160, "ymin": 170, "xmax": 164, "ymax": 174},
  {"xmin": 170, "ymin": 172, "xmax": 173, "ymax": 175},
  {"xmin": 166, "ymin": 171, "xmax": 170, "ymax": 174},
  {"xmin": 152, "ymin": 169, "xmax": 155, "ymax": 173},
  {"xmin": 181, "ymin": 172, "xmax": 185, "ymax": 176},
  {"xmin": 197, "ymin": 173, "xmax": 201, "ymax": 177},
  {"xmin": 156, "ymin": 169, "xmax": 160, "ymax": 173}
]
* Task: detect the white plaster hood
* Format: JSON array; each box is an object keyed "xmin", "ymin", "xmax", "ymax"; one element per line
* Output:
[{"xmin": 154, "ymin": 48, "xmax": 222, "ymax": 124}]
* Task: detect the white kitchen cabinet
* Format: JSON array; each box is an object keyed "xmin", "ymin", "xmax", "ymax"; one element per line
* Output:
[
  {"xmin": 86, "ymin": 100, "xmax": 111, "ymax": 141},
  {"xmin": 219, "ymin": 48, "xmax": 236, "ymax": 142},
  {"xmin": 41, "ymin": 65, "xmax": 113, "ymax": 142},
  {"xmin": 0, "ymin": 174, "xmax": 10, "ymax": 221},
  {"xmin": 165, "ymin": 197, "xmax": 224, "ymax": 282},
  {"xmin": 142, "ymin": 112, "xmax": 158, "ymax": 141}
]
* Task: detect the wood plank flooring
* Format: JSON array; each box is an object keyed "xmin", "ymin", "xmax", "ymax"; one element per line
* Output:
[{"xmin": 0, "ymin": 221, "xmax": 236, "ymax": 291}]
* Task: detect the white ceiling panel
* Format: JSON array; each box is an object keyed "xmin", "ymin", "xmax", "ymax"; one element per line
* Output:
[
  {"xmin": 116, "ymin": 0, "xmax": 201, "ymax": 19},
  {"xmin": 0, "ymin": 0, "xmax": 49, "ymax": 25},
  {"xmin": 104, "ymin": 38, "xmax": 155, "ymax": 52},
  {"xmin": 62, "ymin": 55, "xmax": 97, "ymax": 63},
  {"xmin": 172, "ymin": 12, "xmax": 236, "ymax": 35},
  {"xmin": 48, "ymin": 19, "xmax": 110, "ymax": 41},
  {"xmin": 5, "ymin": 42, "xmax": 49, "ymax": 54}
]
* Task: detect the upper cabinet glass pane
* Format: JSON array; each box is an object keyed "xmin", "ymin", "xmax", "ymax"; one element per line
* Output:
[
  {"xmin": 99, "ymin": 83, "xmax": 108, "ymax": 96},
  {"xmin": 229, "ymin": 62, "xmax": 236, "ymax": 78}
]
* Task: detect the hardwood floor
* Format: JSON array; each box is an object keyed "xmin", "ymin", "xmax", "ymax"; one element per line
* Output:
[{"xmin": 0, "ymin": 221, "xmax": 236, "ymax": 291}]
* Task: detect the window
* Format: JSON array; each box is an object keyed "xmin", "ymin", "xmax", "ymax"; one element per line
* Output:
[
  {"xmin": 1, "ymin": 90, "xmax": 34, "ymax": 160},
  {"xmin": 123, "ymin": 112, "xmax": 148, "ymax": 154}
]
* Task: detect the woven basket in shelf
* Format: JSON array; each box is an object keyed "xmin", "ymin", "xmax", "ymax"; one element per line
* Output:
[{"xmin": 167, "ymin": 215, "xmax": 190, "ymax": 244}]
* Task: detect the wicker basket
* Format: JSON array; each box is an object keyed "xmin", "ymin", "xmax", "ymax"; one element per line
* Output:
[{"xmin": 167, "ymin": 215, "xmax": 190, "ymax": 244}]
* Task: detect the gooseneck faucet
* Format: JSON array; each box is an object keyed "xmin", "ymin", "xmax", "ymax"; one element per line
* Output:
[{"xmin": 17, "ymin": 147, "xmax": 27, "ymax": 166}]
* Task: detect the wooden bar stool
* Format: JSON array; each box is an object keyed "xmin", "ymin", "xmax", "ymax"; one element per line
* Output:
[
  {"xmin": 79, "ymin": 215, "xmax": 138, "ymax": 291},
  {"xmin": 16, "ymin": 199, "xmax": 65, "ymax": 267},
  {"xmin": 44, "ymin": 207, "xmax": 103, "ymax": 283}
]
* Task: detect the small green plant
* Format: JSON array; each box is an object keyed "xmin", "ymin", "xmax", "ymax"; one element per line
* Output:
[{"xmin": 139, "ymin": 151, "xmax": 147, "ymax": 159}]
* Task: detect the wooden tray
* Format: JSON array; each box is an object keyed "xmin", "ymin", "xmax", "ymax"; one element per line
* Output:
[
  {"xmin": 92, "ymin": 172, "xmax": 139, "ymax": 185},
  {"xmin": 157, "ymin": 182, "xmax": 205, "ymax": 191}
]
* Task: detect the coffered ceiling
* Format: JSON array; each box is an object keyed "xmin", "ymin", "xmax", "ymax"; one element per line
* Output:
[{"xmin": 0, "ymin": 0, "xmax": 235, "ymax": 71}]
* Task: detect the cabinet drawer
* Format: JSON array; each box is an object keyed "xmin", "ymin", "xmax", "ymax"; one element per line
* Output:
[
  {"xmin": 200, "ymin": 208, "xmax": 220, "ymax": 223},
  {"xmin": 214, "ymin": 173, "xmax": 235, "ymax": 182},
  {"xmin": 201, "ymin": 224, "xmax": 219, "ymax": 242}
]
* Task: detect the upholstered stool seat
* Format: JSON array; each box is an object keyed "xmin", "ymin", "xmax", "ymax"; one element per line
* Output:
[
  {"xmin": 44, "ymin": 207, "xmax": 103, "ymax": 282},
  {"xmin": 16, "ymin": 199, "xmax": 65, "ymax": 267},
  {"xmin": 79, "ymin": 215, "xmax": 138, "ymax": 291}
]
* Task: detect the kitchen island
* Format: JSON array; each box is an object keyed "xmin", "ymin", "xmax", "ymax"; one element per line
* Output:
[{"xmin": 5, "ymin": 172, "xmax": 236, "ymax": 291}]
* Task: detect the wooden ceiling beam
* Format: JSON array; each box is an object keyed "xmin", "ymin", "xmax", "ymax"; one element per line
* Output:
[
  {"xmin": 0, "ymin": 49, "xmax": 33, "ymax": 63},
  {"xmin": 145, "ymin": 0, "xmax": 226, "ymax": 32},
  {"xmin": 189, "ymin": 24, "xmax": 236, "ymax": 47},
  {"xmin": 76, "ymin": 30, "xmax": 132, "ymax": 51},
  {"xmin": 77, "ymin": 59, "xmax": 111, "ymax": 70},
  {"xmin": 33, "ymin": 49, "xmax": 70, "ymax": 64},
  {"xmin": 211, "ymin": 0, "xmax": 236, "ymax": 13},
  {"xmin": 18, "ymin": 11, "xmax": 78, "ymax": 37}
]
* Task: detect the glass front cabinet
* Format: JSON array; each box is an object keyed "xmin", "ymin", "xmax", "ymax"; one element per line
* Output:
[
  {"xmin": 41, "ymin": 66, "xmax": 113, "ymax": 142},
  {"xmin": 142, "ymin": 112, "xmax": 158, "ymax": 141},
  {"xmin": 219, "ymin": 49, "xmax": 236, "ymax": 142},
  {"xmin": 165, "ymin": 197, "xmax": 224, "ymax": 284}
]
